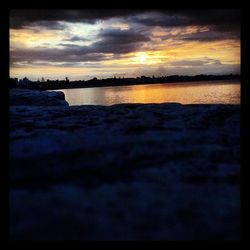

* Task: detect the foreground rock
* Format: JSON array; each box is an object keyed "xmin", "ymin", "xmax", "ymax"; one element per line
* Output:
[
  {"xmin": 10, "ymin": 89, "xmax": 240, "ymax": 240},
  {"xmin": 9, "ymin": 88, "xmax": 69, "ymax": 106}
]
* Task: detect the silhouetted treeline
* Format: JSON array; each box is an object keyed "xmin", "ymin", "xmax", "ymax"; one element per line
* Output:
[{"xmin": 9, "ymin": 74, "xmax": 241, "ymax": 90}]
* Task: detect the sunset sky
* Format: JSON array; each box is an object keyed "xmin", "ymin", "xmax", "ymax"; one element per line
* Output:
[{"xmin": 10, "ymin": 10, "xmax": 240, "ymax": 81}]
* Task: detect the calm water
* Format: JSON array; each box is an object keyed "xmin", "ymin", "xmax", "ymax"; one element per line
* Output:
[{"xmin": 56, "ymin": 80, "xmax": 240, "ymax": 106}]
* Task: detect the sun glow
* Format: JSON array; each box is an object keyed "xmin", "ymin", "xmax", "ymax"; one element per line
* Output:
[
  {"xmin": 139, "ymin": 53, "xmax": 146, "ymax": 64},
  {"xmin": 129, "ymin": 52, "xmax": 165, "ymax": 66}
]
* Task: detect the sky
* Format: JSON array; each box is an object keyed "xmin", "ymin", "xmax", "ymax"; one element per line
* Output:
[{"xmin": 9, "ymin": 9, "xmax": 240, "ymax": 81}]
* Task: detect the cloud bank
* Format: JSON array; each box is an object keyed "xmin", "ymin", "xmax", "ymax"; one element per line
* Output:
[{"xmin": 10, "ymin": 9, "xmax": 240, "ymax": 80}]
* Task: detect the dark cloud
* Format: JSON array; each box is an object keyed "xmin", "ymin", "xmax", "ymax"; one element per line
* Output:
[
  {"xmin": 10, "ymin": 9, "xmax": 240, "ymax": 32},
  {"xmin": 10, "ymin": 47, "xmax": 107, "ymax": 64},
  {"xmin": 98, "ymin": 28, "xmax": 150, "ymax": 43},
  {"xmin": 10, "ymin": 9, "xmax": 240, "ymax": 43},
  {"xmin": 63, "ymin": 36, "xmax": 88, "ymax": 42},
  {"xmin": 133, "ymin": 10, "xmax": 240, "ymax": 30},
  {"xmin": 91, "ymin": 28, "xmax": 150, "ymax": 53},
  {"xmin": 10, "ymin": 9, "xmax": 145, "ymax": 29},
  {"xmin": 11, "ymin": 28, "xmax": 150, "ymax": 65},
  {"xmin": 179, "ymin": 28, "xmax": 240, "ymax": 42},
  {"xmin": 57, "ymin": 43, "xmax": 84, "ymax": 48},
  {"xmin": 129, "ymin": 13, "xmax": 189, "ymax": 28},
  {"xmin": 129, "ymin": 10, "xmax": 240, "ymax": 41},
  {"xmin": 172, "ymin": 10, "xmax": 240, "ymax": 28},
  {"xmin": 59, "ymin": 28, "xmax": 150, "ymax": 55},
  {"xmin": 32, "ymin": 21, "xmax": 67, "ymax": 30}
]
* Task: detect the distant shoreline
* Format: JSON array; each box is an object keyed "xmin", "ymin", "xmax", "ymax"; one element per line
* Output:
[
  {"xmin": 10, "ymin": 75, "xmax": 240, "ymax": 91},
  {"xmin": 54, "ymin": 79, "xmax": 240, "ymax": 91}
]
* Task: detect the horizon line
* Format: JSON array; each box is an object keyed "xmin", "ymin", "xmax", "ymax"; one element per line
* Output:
[{"xmin": 10, "ymin": 73, "xmax": 241, "ymax": 82}]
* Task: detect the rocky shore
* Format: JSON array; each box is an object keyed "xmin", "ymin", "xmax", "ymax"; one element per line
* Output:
[{"xmin": 10, "ymin": 88, "xmax": 240, "ymax": 240}]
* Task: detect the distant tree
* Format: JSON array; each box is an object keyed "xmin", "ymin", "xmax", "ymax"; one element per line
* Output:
[{"xmin": 9, "ymin": 78, "xmax": 18, "ymax": 88}]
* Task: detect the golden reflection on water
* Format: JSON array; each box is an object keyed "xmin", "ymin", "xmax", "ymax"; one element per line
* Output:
[{"xmin": 58, "ymin": 81, "xmax": 240, "ymax": 106}]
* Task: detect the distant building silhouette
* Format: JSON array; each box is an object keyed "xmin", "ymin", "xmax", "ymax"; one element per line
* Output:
[{"xmin": 19, "ymin": 77, "xmax": 31, "ymax": 86}]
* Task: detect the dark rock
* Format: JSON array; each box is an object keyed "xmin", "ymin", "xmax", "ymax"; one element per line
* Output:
[
  {"xmin": 9, "ymin": 89, "xmax": 240, "ymax": 240},
  {"xmin": 10, "ymin": 88, "xmax": 69, "ymax": 106}
]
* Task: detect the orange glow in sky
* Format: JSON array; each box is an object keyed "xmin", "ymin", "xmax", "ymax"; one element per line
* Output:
[{"xmin": 10, "ymin": 10, "xmax": 240, "ymax": 80}]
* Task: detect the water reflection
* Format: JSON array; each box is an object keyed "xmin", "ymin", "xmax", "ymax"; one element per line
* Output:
[{"xmin": 57, "ymin": 80, "xmax": 240, "ymax": 106}]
